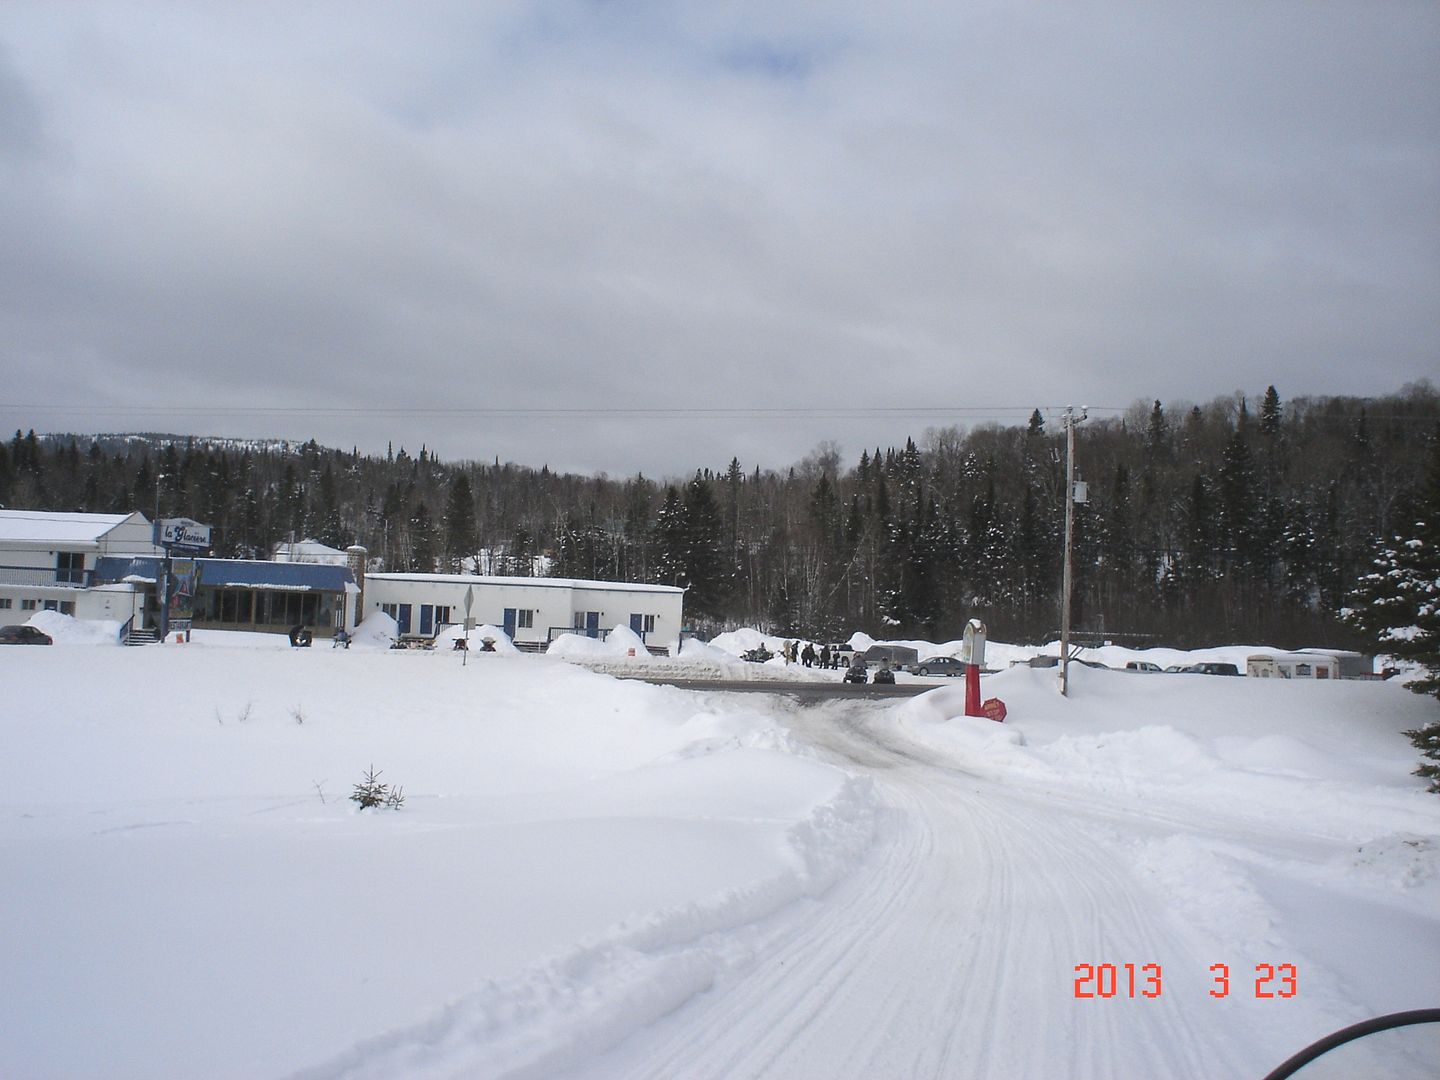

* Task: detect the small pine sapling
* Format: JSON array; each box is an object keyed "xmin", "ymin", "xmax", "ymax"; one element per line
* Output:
[{"xmin": 350, "ymin": 766, "xmax": 403, "ymax": 810}]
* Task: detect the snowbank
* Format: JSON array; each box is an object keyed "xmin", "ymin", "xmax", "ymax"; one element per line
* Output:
[
  {"xmin": 0, "ymin": 645, "xmax": 877, "ymax": 1080},
  {"xmin": 433, "ymin": 621, "xmax": 522, "ymax": 654},
  {"xmin": 25, "ymin": 609, "xmax": 123, "ymax": 645},
  {"xmin": 547, "ymin": 623, "xmax": 650, "ymax": 659},
  {"xmin": 351, "ymin": 609, "xmax": 398, "ymax": 648},
  {"xmin": 894, "ymin": 664, "xmax": 1438, "ymax": 839}
]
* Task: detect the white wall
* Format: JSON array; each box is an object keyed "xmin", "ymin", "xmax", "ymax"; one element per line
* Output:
[
  {"xmin": 0, "ymin": 584, "xmax": 142, "ymax": 629},
  {"xmin": 97, "ymin": 513, "xmax": 164, "ymax": 557},
  {"xmin": 363, "ymin": 575, "xmax": 684, "ymax": 646}
]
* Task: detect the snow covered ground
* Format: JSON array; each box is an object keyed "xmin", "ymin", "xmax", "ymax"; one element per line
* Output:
[{"xmin": 2, "ymin": 618, "xmax": 1437, "ymax": 1078}]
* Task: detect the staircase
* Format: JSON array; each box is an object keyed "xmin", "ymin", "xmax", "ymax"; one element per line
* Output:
[{"xmin": 124, "ymin": 626, "xmax": 160, "ymax": 646}]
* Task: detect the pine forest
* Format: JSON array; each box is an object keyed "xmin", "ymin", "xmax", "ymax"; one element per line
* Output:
[{"xmin": 4, "ymin": 384, "xmax": 1438, "ymax": 651}]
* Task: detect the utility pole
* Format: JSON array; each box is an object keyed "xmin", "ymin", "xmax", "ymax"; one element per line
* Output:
[{"xmin": 1059, "ymin": 406, "xmax": 1087, "ymax": 696}]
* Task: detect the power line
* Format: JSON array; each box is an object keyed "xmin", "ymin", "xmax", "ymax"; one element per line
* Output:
[{"xmin": 0, "ymin": 403, "xmax": 1129, "ymax": 421}]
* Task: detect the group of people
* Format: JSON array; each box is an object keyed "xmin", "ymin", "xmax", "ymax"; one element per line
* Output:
[{"xmin": 777, "ymin": 641, "xmax": 850, "ymax": 669}]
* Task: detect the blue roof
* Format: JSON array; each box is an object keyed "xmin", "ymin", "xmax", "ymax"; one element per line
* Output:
[{"xmin": 96, "ymin": 557, "xmax": 353, "ymax": 592}]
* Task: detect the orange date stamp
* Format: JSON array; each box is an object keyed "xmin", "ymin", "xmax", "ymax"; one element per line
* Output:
[{"xmin": 1072, "ymin": 962, "xmax": 1298, "ymax": 999}]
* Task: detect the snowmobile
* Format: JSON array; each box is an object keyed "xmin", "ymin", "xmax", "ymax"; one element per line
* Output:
[
  {"xmin": 843, "ymin": 664, "xmax": 868, "ymax": 685},
  {"xmin": 741, "ymin": 645, "xmax": 773, "ymax": 663}
]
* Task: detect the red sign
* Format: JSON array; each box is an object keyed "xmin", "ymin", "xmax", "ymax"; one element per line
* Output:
[{"xmin": 981, "ymin": 697, "xmax": 1008, "ymax": 722}]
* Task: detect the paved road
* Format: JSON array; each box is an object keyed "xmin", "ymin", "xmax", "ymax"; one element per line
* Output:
[{"xmin": 608, "ymin": 675, "xmax": 938, "ymax": 701}]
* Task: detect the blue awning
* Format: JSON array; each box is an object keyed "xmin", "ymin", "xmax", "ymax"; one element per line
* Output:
[{"xmin": 95, "ymin": 557, "xmax": 354, "ymax": 592}]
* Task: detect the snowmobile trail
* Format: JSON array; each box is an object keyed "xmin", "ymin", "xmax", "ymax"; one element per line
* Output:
[{"xmin": 572, "ymin": 699, "xmax": 1254, "ymax": 1080}]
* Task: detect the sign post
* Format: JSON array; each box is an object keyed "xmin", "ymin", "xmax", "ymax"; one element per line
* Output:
[
  {"xmin": 963, "ymin": 619, "xmax": 986, "ymax": 717},
  {"xmin": 462, "ymin": 586, "xmax": 475, "ymax": 665},
  {"xmin": 154, "ymin": 518, "xmax": 212, "ymax": 643}
]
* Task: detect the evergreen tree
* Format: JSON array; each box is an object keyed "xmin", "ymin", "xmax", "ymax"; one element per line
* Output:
[
  {"xmin": 1217, "ymin": 429, "xmax": 1258, "ymax": 568},
  {"xmin": 1146, "ymin": 401, "xmax": 1170, "ymax": 461},
  {"xmin": 1344, "ymin": 429, "xmax": 1440, "ymax": 792},
  {"xmin": 315, "ymin": 464, "xmax": 345, "ymax": 548},
  {"xmin": 653, "ymin": 487, "xmax": 687, "ymax": 587},
  {"xmin": 680, "ymin": 471, "xmax": 728, "ymax": 618},
  {"xmin": 1344, "ymin": 427, "xmax": 1440, "ymax": 702},
  {"xmin": 444, "ymin": 473, "xmax": 479, "ymax": 572},
  {"xmin": 1260, "ymin": 385, "xmax": 1283, "ymax": 438},
  {"xmin": 409, "ymin": 500, "xmax": 438, "ymax": 572}
]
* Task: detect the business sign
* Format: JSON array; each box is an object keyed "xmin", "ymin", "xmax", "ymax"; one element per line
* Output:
[
  {"xmin": 167, "ymin": 558, "xmax": 202, "ymax": 635},
  {"xmin": 159, "ymin": 518, "xmax": 212, "ymax": 551}
]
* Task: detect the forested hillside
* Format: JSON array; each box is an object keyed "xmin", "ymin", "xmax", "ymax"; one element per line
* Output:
[{"xmin": 4, "ymin": 384, "xmax": 1436, "ymax": 648}]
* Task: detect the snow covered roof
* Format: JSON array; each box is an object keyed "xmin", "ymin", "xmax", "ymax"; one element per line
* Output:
[
  {"xmin": 368, "ymin": 570, "xmax": 688, "ymax": 596},
  {"xmin": 0, "ymin": 509, "xmax": 137, "ymax": 546},
  {"xmin": 272, "ymin": 539, "xmax": 351, "ymax": 564}
]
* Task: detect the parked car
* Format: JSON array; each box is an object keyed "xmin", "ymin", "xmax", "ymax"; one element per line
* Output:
[
  {"xmin": 1190, "ymin": 661, "xmax": 1241, "ymax": 676},
  {"xmin": 1124, "ymin": 661, "xmax": 1163, "ymax": 673},
  {"xmin": 913, "ymin": 656, "xmax": 965, "ymax": 677},
  {"xmin": 0, "ymin": 625, "xmax": 53, "ymax": 645}
]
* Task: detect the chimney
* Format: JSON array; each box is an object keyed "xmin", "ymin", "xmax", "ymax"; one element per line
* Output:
[{"xmin": 346, "ymin": 546, "xmax": 368, "ymax": 623}]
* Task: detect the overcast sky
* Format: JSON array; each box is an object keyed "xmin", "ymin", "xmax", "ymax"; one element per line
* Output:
[{"xmin": 2, "ymin": 2, "xmax": 1437, "ymax": 479}]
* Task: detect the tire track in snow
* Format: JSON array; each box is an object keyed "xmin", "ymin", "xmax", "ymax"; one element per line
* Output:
[{"xmin": 572, "ymin": 700, "xmax": 1257, "ymax": 1080}]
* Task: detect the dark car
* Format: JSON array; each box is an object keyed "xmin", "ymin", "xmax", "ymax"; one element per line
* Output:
[
  {"xmin": 913, "ymin": 656, "xmax": 965, "ymax": 677},
  {"xmin": 0, "ymin": 625, "xmax": 53, "ymax": 645},
  {"xmin": 1190, "ymin": 661, "xmax": 1241, "ymax": 676}
]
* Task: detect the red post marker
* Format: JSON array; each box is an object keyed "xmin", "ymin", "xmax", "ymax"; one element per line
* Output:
[
  {"xmin": 965, "ymin": 662, "xmax": 983, "ymax": 716},
  {"xmin": 962, "ymin": 619, "xmax": 988, "ymax": 717}
]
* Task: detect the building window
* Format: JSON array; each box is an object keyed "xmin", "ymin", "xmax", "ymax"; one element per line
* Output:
[
  {"xmin": 0, "ymin": 598, "xmax": 11, "ymax": 609},
  {"xmin": 56, "ymin": 552, "xmax": 85, "ymax": 585},
  {"xmin": 641, "ymin": 614, "xmax": 656, "ymax": 634},
  {"xmin": 435, "ymin": 605, "xmax": 452, "ymax": 626},
  {"xmin": 21, "ymin": 599, "xmax": 38, "ymax": 611},
  {"xmin": 60, "ymin": 601, "xmax": 75, "ymax": 615},
  {"xmin": 517, "ymin": 609, "xmax": 534, "ymax": 629}
]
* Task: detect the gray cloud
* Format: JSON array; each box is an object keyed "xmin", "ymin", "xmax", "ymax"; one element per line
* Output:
[{"xmin": 2, "ymin": 1, "xmax": 1436, "ymax": 477}]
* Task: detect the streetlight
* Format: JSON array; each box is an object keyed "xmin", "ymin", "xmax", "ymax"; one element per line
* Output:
[{"xmin": 1059, "ymin": 406, "xmax": 1087, "ymax": 697}]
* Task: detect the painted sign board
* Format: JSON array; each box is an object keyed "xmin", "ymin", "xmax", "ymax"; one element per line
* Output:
[{"xmin": 159, "ymin": 518, "xmax": 213, "ymax": 550}]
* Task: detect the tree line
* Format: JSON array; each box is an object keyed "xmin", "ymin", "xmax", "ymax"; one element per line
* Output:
[{"xmin": 3, "ymin": 382, "xmax": 1437, "ymax": 649}]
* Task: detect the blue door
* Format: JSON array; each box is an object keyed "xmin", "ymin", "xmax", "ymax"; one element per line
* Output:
[
  {"xmin": 419, "ymin": 605, "xmax": 434, "ymax": 636},
  {"xmin": 503, "ymin": 608, "xmax": 517, "ymax": 638},
  {"xmin": 397, "ymin": 604, "xmax": 412, "ymax": 634},
  {"xmin": 586, "ymin": 611, "xmax": 600, "ymax": 638},
  {"xmin": 630, "ymin": 613, "xmax": 644, "ymax": 637}
]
